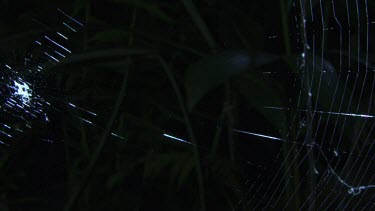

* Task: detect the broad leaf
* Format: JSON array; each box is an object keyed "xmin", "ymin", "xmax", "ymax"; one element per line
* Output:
[{"xmin": 185, "ymin": 50, "xmax": 278, "ymax": 110}]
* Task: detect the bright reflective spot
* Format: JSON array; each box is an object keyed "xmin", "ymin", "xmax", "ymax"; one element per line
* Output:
[
  {"xmin": 111, "ymin": 132, "xmax": 126, "ymax": 140},
  {"xmin": 57, "ymin": 8, "xmax": 84, "ymax": 26},
  {"xmin": 44, "ymin": 36, "xmax": 72, "ymax": 53},
  {"xmin": 163, "ymin": 133, "xmax": 192, "ymax": 145},
  {"xmin": 57, "ymin": 32, "xmax": 68, "ymax": 40},
  {"xmin": 44, "ymin": 52, "xmax": 60, "ymax": 63},
  {"xmin": 68, "ymin": 103, "xmax": 97, "ymax": 116},
  {"xmin": 54, "ymin": 51, "xmax": 66, "ymax": 58},
  {"xmin": 0, "ymin": 130, "xmax": 12, "ymax": 138},
  {"xmin": 63, "ymin": 22, "xmax": 76, "ymax": 32},
  {"xmin": 13, "ymin": 81, "xmax": 32, "ymax": 104},
  {"xmin": 265, "ymin": 106, "xmax": 375, "ymax": 118},
  {"xmin": 77, "ymin": 117, "xmax": 93, "ymax": 125},
  {"xmin": 232, "ymin": 129, "xmax": 284, "ymax": 141}
]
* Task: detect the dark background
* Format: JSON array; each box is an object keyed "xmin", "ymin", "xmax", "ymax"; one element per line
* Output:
[{"xmin": 0, "ymin": 0, "xmax": 374, "ymax": 210}]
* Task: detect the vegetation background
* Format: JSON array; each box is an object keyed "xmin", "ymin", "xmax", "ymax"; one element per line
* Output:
[{"xmin": 0, "ymin": 0, "xmax": 372, "ymax": 210}]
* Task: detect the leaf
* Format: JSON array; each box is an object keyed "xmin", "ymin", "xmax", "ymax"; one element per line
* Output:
[
  {"xmin": 106, "ymin": 171, "xmax": 126, "ymax": 189},
  {"xmin": 73, "ymin": 0, "xmax": 88, "ymax": 15},
  {"xmin": 0, "ymin": 203, "xmax": 9, "ymax": 211},
  {"xmin": 143, "ymin": 152, "xmax": 172, "ymax": 180},
  {"xmin": 180, "ymin": 0, "xmax": 216, "ymax": 49},
  {"xmin": 234, "ymin": 74, "xmax": 288, "ymax": 134},
  {"xmin": 79, "ymin": 123, "xmax": 90, "ymax": 160},
  {"xmin": 110, "ymin": 0, "xmax": 174, "ymax": 23},
  {"xmin": 89, "ymin": 30, "xmax": 129, "ymax": 43},
  {"xmin": 167, "ymin": 151, "xmax": 193, "ymax": 188},
  {"xmin": 176, "ymin": 154, "xmax": 195, "ymax": 189},
  {"xmin": 51, "ymin": 48, "xmax": 156, "ymax": 70},
  {"xmin": 185, "ymin": 50, "xmax": 278, "ymax": 110},
  {"xmin": 185, "ymin": 51, "xmax": 250, "ymax": 110}
]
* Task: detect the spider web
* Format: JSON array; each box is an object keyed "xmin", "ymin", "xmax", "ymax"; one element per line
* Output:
[
  {"xmin": 2, "ymin": 2, "xmax": 375, "ymax": 210},
  {"xmin": 0, "ymin": 9, "xmax": 124, "ymax": 145},
  {"xmin": 232, "ymin": 0, "xmax": 375, "ymax": 209}
]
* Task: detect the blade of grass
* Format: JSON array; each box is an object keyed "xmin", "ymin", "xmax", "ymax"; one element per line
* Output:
[
  {"xmin": 54, "ymin": 48, "xmax": 156, "ymax": 67},
  {"xmin": 64, "ymin": 59, "xmax": 130, "ymax": 211},
  {"xmin": 181, "ymin": 0, "xmax": 238, "ymax": 162},
  {"xmin": 64, "ymin": 7, "xmax": 137, "ymax": 211},
  {"xmin": 157, "ymin": 56, "xmax": 206, "ymax": 211},
  {"xmin": 180, "ymin": 0, "xmax": 216, "ymax": 51},
  {"xmin": 209, "ymin": 107, "xmax": 225, "ymax": 158},
  {"xmin": 280, "ymin": 0, "xmax": 291, "ymax": 56}
]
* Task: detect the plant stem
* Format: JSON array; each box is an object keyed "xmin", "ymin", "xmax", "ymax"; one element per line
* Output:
[
  {"xmin": 64, "ymin": 7, "xmax": 137, "ymax": 211},
  {"xmin": 180, "ymin": 0, "xmax": 216, "ymax": 51},
  {"xmin": 64, "ymin": 61, "xmax": 129, "ymax": 211},
  {"xmin": 158, "ymin": 56, "xmax": 206, "ymax": 211},
  {"xmin": 280, "ymin": 0, "xmax": 291, "ymax": 56}
]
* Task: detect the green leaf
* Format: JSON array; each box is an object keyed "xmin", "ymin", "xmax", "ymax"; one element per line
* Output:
[
  {"xmin": 176, "ymin": 154, "xmax": 195, "ymax": 189},
  {"xmin": 110, "ymin": 0, "xmax": 174, "ymax": 23},
  {"xmin": 51, "ymin": 48, "xmax": 156, "ymax": 70},
  {"xmin": 180, "ymin": 0, "xmax": 216, "ymax": 49},
  {"xmin": 234, "ymin": 74, "xmax": 288, "ymax": 135},
  {"xmin": 73, "ymin": 0, "xmax": 88, "ymax": 15},
  {"xmin": 89, "ymin": 30, "xmax": 129, "ymax": 43},
  {"xmin": 185, "ymin": 50, "xmax": 279, "ymax": 111},
  {"xmin": 185, "ymin": 51, "xmax": 250, "ymax": 110},
  {"xmin": 167, "ymin": 151, "xmax": 192, "ymax": 188},
  {"xmin": 143, "ymin": 152, "xmax": 172, "ymax": 180},
  {"xmin": 0, "ymin": 203, "xmax": 9, "ymax": 211}
]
